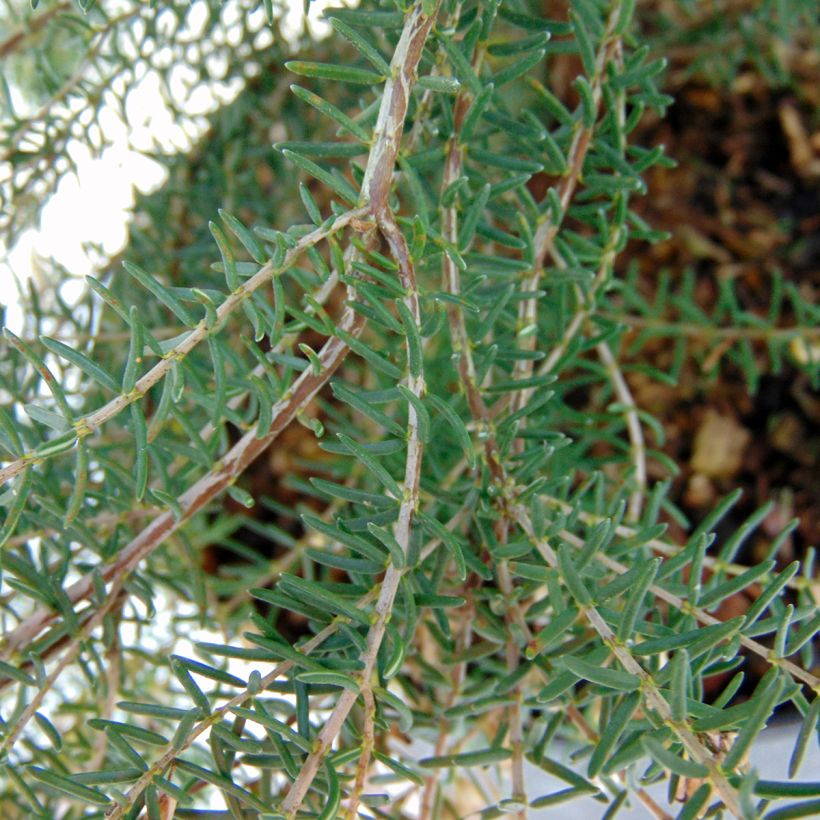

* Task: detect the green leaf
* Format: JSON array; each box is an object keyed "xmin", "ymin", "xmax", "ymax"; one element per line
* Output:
[
  {"xmin": 557, "ymin": 544, "xmax": 592, "ymax": 606},
  {"xmin": 616, "ymin": 557, "xmax": 659, "ymax": 641},
  {"xmin": 458, "ymin": 183, "xmax": 490, "ymax": 250},
  {"xmin": 372, "ymin": 750, "xmax": 424, "ymax": 785},
  {"xmin": 334, "ymin": 325, "xmax": 403, "ymax": 379},
  {"xmin": 290, "ymin": 84, "xmax": 369, "ymax": 140},
  {"xmin": 275, "ymin": 573, "xmax": 371, "ymax": 625},
  {"xmin": 329, "ymin": 17, "xmax": 390, "ymax": 74},
  {"xmin": 302, "ymin": 513, "xmax": 388, "ymax": 562},
  {"xmin": 173, "ymin": 655, "xmax": 245, "ymax": 688},
  {"xmin": 337, "ymin": 433, "xmax": 402, "ymax": 498},
  {"xmin": 28, "ymin": 767, "xmax": 109, "ymax": 805},
  {"xmin": 789, "ymin": 696, "xmax": 820, "ymax": 778},
  {"xmin": 296, "ymin": 670, "xmax": 360, "ymax": 692},
  {"xmin": 588, "ymin": 691, "xmax": 641, "ymax": 777},
  {"xmin": 439, "ymin": 36, "xmax": 482, "ymax": 95},
  {"xmin": 397, "ymin": 384, "xmax": 430, "ymax": 442},
  {"xmin": 281, "ymin": 149, "xmax": 359, "ymax": 205},
  {"xmin": 0, "ymin": 467, "xmax": 34, "ymax": 549},
  {"xmin": 40, "ymin": 336, "xmax": 119, "ymax": 393},
  {"xmin": 332, "ymin": 381, "xmax": 404, "ymax": 437},
  {"xmin": 763, "ymin": 799, "xmax": 820, "ymax": 819},
  {"xmin": 670, "ymin": 650, "xmax": 690, "ymax": 724},
  {"xmin": 723, "ymin": 673, "xmax": 785, "ymax": 771},
  {"xmin": 130, "ymin": 403, "xmax": 148, "ymax": 502},
  {"xmin": 87, "ymin": 719, "xmax": 168, "ymax": 746},
  {"xmin": 0, "ymin": 659, "xmax": 36, "ymax": 687},
  {"xmin": 744, "ymin": 561, "xmax": 800, "ymax": 628},
  {"xmin": 34, "ymin": 712, "xmax": 62, "ymax": 750},
  {"xmin": 285, "ymin": 60, "xmax": 384, "ymax": 85},
  {"xmin": 375, "ymin": 685, "xmax": 413, "ymax": 732},
  {"xmin": 170, "ymin": 657, "xmax": 211, "ymax": 716},
  {"xmin": 642, "ymin": 736, "xmax": 708, "ymax": 778},
  {"xmin": 121, "ymin": 306, "xmax": 144, "ymax": 393},
  {"xmin": 527, "ymin": 752, "xmax": 602, "ymax": 795},
  {"xmin": 395, "ymin": 299, "xmax": 423, "ymax": 377},
  {"xmin": 209, "ymin": 220, "xmax": 239, "ymax": 291},
  {"xmin": 676, "ymin": 783, "xmax": 712, "ymax": 820},
  {"xmin": 219, "ymin": 209, "xmax": 267, "ymax": 264},
  {"xmin": 417, "ymin": 74, "xmax": 461, "ymax": 93},
  {"xmin": 492, "ymin": 48, "xmax": 546, "ymax": 87},
  {"xmin": 174, "ymin": 758, "xmax": 269, "ymax": 812},
  {"xmin": 427, "ymin": 391, "xmax": 475, "ymax": 468},
  {"xmin": 367, "ymin": 522, "xmax": 404, "ymax": 569},
  {"xmin": 124, "ymin": 261, "xmax": 197, "ymax": 327},
  {"xmin": 562, "ymin": 656, "xmax": 641, "ymax": 692},
  {"xmin": 418, "ymin": 512, "xmax": 467, "ymax": 581},
  {"xmin": 24, "ymin": 403, "xmax": 69, "ymax": 432},
  {"xmin": 419, "ymin": 748, "xmax": 512, "ymax": 768},
  {"xmin": 460, "ymin": 83, "xmax": 494, "ymax": 144},
  {"xmin": 570, "ymin": 10, "xmax": 596, "ymax": 76}
]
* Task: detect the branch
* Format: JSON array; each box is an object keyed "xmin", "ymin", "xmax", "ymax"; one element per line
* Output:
[
  {"xmin": 277, "ymin": 4, "xmax": 440, "ymax": 814},
  {"xmin": 280, "ymin": 209, "xmax": 427, "ymax": 817},
  {"xmin": 0, "ymin": 294, "xmax": 367, "ymax": 661},
  {"xmin": 511, "ymin": 505, "xmax": 745, "ymax": 818},
  {"xmin": 507, "ymin": 2, "xmax": 625, "ymax": 417},
  {"xmin": 0, "ymin": 209, "xmax": 363, "ymax": 487},
  {"xmin": 104, "ymin": 487, "xmax": 474, "ymax": 820}
]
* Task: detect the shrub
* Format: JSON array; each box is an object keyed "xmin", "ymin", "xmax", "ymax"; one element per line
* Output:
[{"xmin": 0, "ymin": 1, "xmax": 818, "ymax": 818}]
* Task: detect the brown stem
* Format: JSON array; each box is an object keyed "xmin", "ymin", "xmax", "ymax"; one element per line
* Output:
[
  {"xmin": 0, "ymin": 299, "xmax": 366, "ymax": 662},
  {"xmin": 0, "ymin": 211, "xmax": 364, "ymax": 488}
]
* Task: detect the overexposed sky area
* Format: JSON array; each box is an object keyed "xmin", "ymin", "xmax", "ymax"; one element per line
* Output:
[{"xmin": 0, "ymin": 0, "xmax": 338, "ymax": 333}]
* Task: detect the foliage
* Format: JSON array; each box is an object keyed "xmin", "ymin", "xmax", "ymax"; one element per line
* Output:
[{"xmin": 0, "ymin": 1, "xmax": 818, "ymax": 819}]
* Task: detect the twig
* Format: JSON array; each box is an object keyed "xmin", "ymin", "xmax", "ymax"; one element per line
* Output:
[
  {"xmin": 597, "ymin": 339, "xmax": 647, "ymax": 522},
  {"xmin": 0, "ymin": 299, "xmax": 367, "ymax": 661},
  {"xmin": 551, "ymin": 521, "xmax": 820, "ymax": 691},
  {"xmin": 600, "ymin": 312, "xmax": 820, "ymax": 342},
  {"xmin": 513, "ymin": 504, "xmax": 746, "ymax": 819},
  {"xmin": 418, "ymin": 597, "xmax": 476, "ymax": 820},
  {"xmin": 344, "ymin": 684, "xmax": 376, "ymax": 820},
  {"xmin": 506, "ymin": 3, "xmax": 625, "ymax": 418},
  {"xmin": 279, "ymin": 3, "xmax": 439, "ymax": 814},
  {"xmin": 540, "ymin": 494, "xmax": 809, "ymax": 594},
  {"xmin": 0, "ymin": 210, "xmax": 364, "ymax": 487}
]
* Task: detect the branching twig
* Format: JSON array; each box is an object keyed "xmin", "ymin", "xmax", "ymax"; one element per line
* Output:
[
  {"xmin": 0, "ymin": 297, "xmax": 367, "ymax": 661},
  {"xmin": 278, "ymin": 3, "xmax": 439, "ymax": 814},
  {"xmin": 0, "ymin": 210, "xmax": 364, "ymax": 487},
  {"xmin": 511, "ymin": 504, "xmax": 744, "ymax": 818}
]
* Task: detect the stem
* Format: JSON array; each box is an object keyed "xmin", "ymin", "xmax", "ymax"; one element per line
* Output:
[
  {"xmin": 0, "ymin": 211, "xmax": 364, "ymax": 487},
  {"xmin": 597, "ymin": 339, "xmax": 647, "ymax": 522},
  {"xmin": 344, "ymin": 684, "xmax": 376, "ymax": 820},
  {"xmin": 279, "ymin": 3, "xmax": 439, "ymax": 813},
  {"xmin": 512, "ymin": 504, "xmax": 745, "ymax": 819},
  {"xmin": 0, "ymin": 299, "xmax": 367, "ymax": 662},
  {"xmin": 507, "ymin": 2, "xmax": 625, "ymax": 418},
  {"xmin": 552, "ymin": 518, "xmax": 820, "ymax": 691}
]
